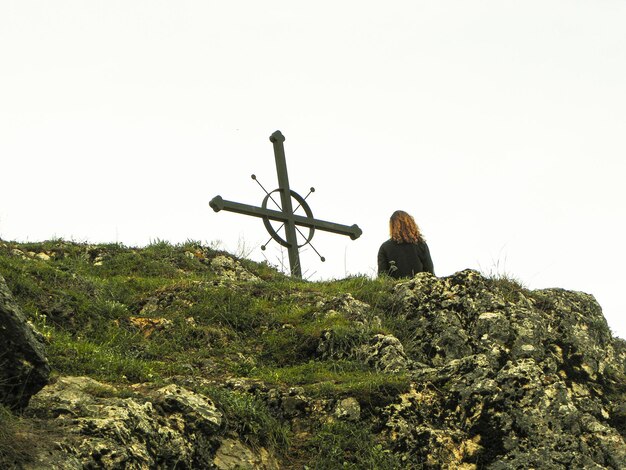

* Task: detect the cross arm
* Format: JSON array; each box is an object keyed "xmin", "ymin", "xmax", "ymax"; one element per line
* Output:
[
  {"xmin": 210, "ymin": 196, "xmax": 287, "ymax": 222},
  {"xmin": 209, "ymin": 196, "xmax": 362, "ymax": 240},
  {"xmin": 296, "ymin": 216, "xmax": 362, "ymax": 240}
]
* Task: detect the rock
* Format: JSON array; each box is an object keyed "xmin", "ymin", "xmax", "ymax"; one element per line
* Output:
[
  {"xmin": 214, "ymin": 438, "xmax": 279, "ymax": 470},
  {"xmin": 334, "ymin": 397, "xmax": 361, "ymax": 421},
  {"xmin": 315, "ymin": 293, "xmax": 369, "ymax": 317},
  {"xmin": 314, "ymin": 293, "xmax": 381, "ymax": 328},
  {"xmin": 25, "ymin": 376, "xmax": 224, "ymax": 469},
  {"xmin": 282, "ymin": 387, "xmax": 308, "ymax": 418},
  {"xmin": 137, "ymin": 282, "xmax": 199, "ymax": 316},
  {"xmin": 155, "ymin": 384, "xmax": 222, "ymax": 433},
  {"xmin": 358, "ymin": 334, "xmax": 410, "ymax": 373},
  {"xmin": 35, "ymin": 252, "xmax": 50, "ymax": 261},
  {"xmin": 127, "ymin": 316, "xmax": 173, "ymax": 338},
  {"xmin": 11, "ymin": 248, "xmax": 26, "ymax": 258},
  {"xmin": 0, "ymin": 273, "xmax": 50, "ymax": 409},
  {"xmin": 211, "ymin": 255, "xmax": 260, "ymax": 282}
]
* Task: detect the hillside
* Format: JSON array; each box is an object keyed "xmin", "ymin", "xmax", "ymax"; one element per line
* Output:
[{"xmin": 1, "ymin": 239, "xmax": 625, "ymax": 469}]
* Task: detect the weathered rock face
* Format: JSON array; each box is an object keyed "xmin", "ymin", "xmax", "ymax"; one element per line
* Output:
[
  {"xmin": 383, "ymin": 269, "xmax": 626, "ymax": 469},
  {"xmin": 25, "ymin": 377, "xmax": 219, "ymax": 468},
  {"xmin": 0, "ymin": 273, "xmax": 50, "ymax": 409},
  {"xmin": 25, "ymin": 376, "xmax": 278, "ymax": 470}
]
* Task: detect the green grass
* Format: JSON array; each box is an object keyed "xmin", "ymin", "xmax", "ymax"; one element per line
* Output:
[
  {"xmin": 316, "ymin": 275, "xmax": 398, "ymax": 309},
  {"xmin": 0, "ymin": 405, "xmax": 38, "ymax": 468},
  {"xmin": 305, "ymin": 421, "xmax": 403, "ymax": 469},
  {"xmin": 200, "ymin": 386, "xmax": 291, "ymax": 452},
  {"xmin": 47, "ymin": 330, "xmax": 161, "ymax": 382},
  {"xmin": 253, "ymin": 361, "xmax": 410, "ymax": 405},
  {"xmin": 0, "ymin": 239, "xmax": 415, "ymax": 387}
]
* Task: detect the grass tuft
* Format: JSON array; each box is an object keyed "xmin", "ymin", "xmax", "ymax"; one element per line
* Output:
[
  {"xmin": 0, "ymin": 405, "xmax": 38, "ymax": 468},
  {"xmin": 306, "ymin": 421, "xmax": 402, "ymax": 469},
  {"xmin": 201, "ymin": 386, "xmax": 291, "ymax": 452}
]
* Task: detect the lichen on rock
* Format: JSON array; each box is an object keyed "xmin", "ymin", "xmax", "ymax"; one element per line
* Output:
[
  {"xmin": 210, "ymin": 255, "xmax": 260, "ymax": 283},
  {"xmin": 24, "ymin": 376, "xmax": 227, "ymax": 469}
]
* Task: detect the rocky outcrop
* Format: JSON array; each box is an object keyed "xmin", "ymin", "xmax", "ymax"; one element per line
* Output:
[
  {"xmin": 0, "ymin": 273, "xmax": 50, "ymax": 409},
  {"xmin": 382, "ymin": 269, "xmax": 626, "ymax": 469},
  {"xmin": 24, "ymin": 376, "xmax": 278, "ymax": 469}
]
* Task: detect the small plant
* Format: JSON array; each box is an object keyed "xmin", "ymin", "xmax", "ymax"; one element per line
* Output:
[{"xmin": 486, "ymin": 274, "xmax": 528, "ymax": 304}]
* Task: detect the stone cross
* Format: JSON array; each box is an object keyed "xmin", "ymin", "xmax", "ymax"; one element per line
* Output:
[{"xmin": 210, "ymin": 130, "xmax": 362, "ymax": 277}]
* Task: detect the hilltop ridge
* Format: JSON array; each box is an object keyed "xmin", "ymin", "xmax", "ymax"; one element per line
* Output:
[{"xmin": 1, "ymin": 240, "xmax": 625, "ymax": 469}]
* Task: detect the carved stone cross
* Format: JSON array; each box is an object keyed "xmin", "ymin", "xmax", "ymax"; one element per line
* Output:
[{"xmin": 209, "ymin": 130, "xmax": 362, "ymax": 277}]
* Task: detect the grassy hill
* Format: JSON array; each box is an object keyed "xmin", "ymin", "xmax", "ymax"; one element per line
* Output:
[
  {"xmin": 1, "ymin": 239, "xmax": 625, "ymax": 469},
  {"xmin": 0, "ymin": 240, "xmax": 412, "ymax": 468}
]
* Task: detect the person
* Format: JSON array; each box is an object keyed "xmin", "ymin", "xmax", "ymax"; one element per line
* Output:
[{"xmin": 377, "ymin": 210, "xmax": 434, "ymax": 278}]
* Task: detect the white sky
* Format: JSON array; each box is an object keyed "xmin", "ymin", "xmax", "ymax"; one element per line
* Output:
[{"xmin": 1, "ymin": 1, "xmax": 625, "ymax": 338}]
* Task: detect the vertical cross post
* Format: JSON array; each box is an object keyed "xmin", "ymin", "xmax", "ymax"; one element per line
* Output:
[
  {"xmin": 270, "ymin": 131, "xmax": 302, "ymax": 277},
  {"xmin": 209, "ymin": 130, "xmax": 362, "ymax": 278}
]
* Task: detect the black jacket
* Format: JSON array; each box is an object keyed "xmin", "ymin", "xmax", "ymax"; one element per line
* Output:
[{"xmin": 377, "ymin": 239, "xmax": 434, "ymax": 278}]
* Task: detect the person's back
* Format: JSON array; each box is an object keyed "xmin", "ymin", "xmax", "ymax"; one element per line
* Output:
[{"xmin": 377, "ymin": 210, "xmax": 434, "ymax": 278}]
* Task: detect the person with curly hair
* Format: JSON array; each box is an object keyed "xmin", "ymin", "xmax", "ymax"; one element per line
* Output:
[{"xmin": 377, "ymin": 210, "xmax": 434, "ymax": 278}]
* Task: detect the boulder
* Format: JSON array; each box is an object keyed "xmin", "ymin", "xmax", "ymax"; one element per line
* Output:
[{"xmin": 0, "ymin": 273, "xmax": 50, "ymax": 409}]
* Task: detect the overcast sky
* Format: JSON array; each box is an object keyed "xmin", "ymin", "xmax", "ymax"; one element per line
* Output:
[{"xmin": 1, "ymin": 1, "xmax": 625, "ymax": 338}]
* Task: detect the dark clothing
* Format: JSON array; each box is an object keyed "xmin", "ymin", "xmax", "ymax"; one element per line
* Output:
[{"xmin": 377, "ymin": 239, "xmax": 434, "ymax": 279}]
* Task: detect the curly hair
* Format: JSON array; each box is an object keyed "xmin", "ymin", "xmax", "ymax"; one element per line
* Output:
[{"xmin": 390, "ymin": 210, "xmax": 424, "ymax": 244}]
